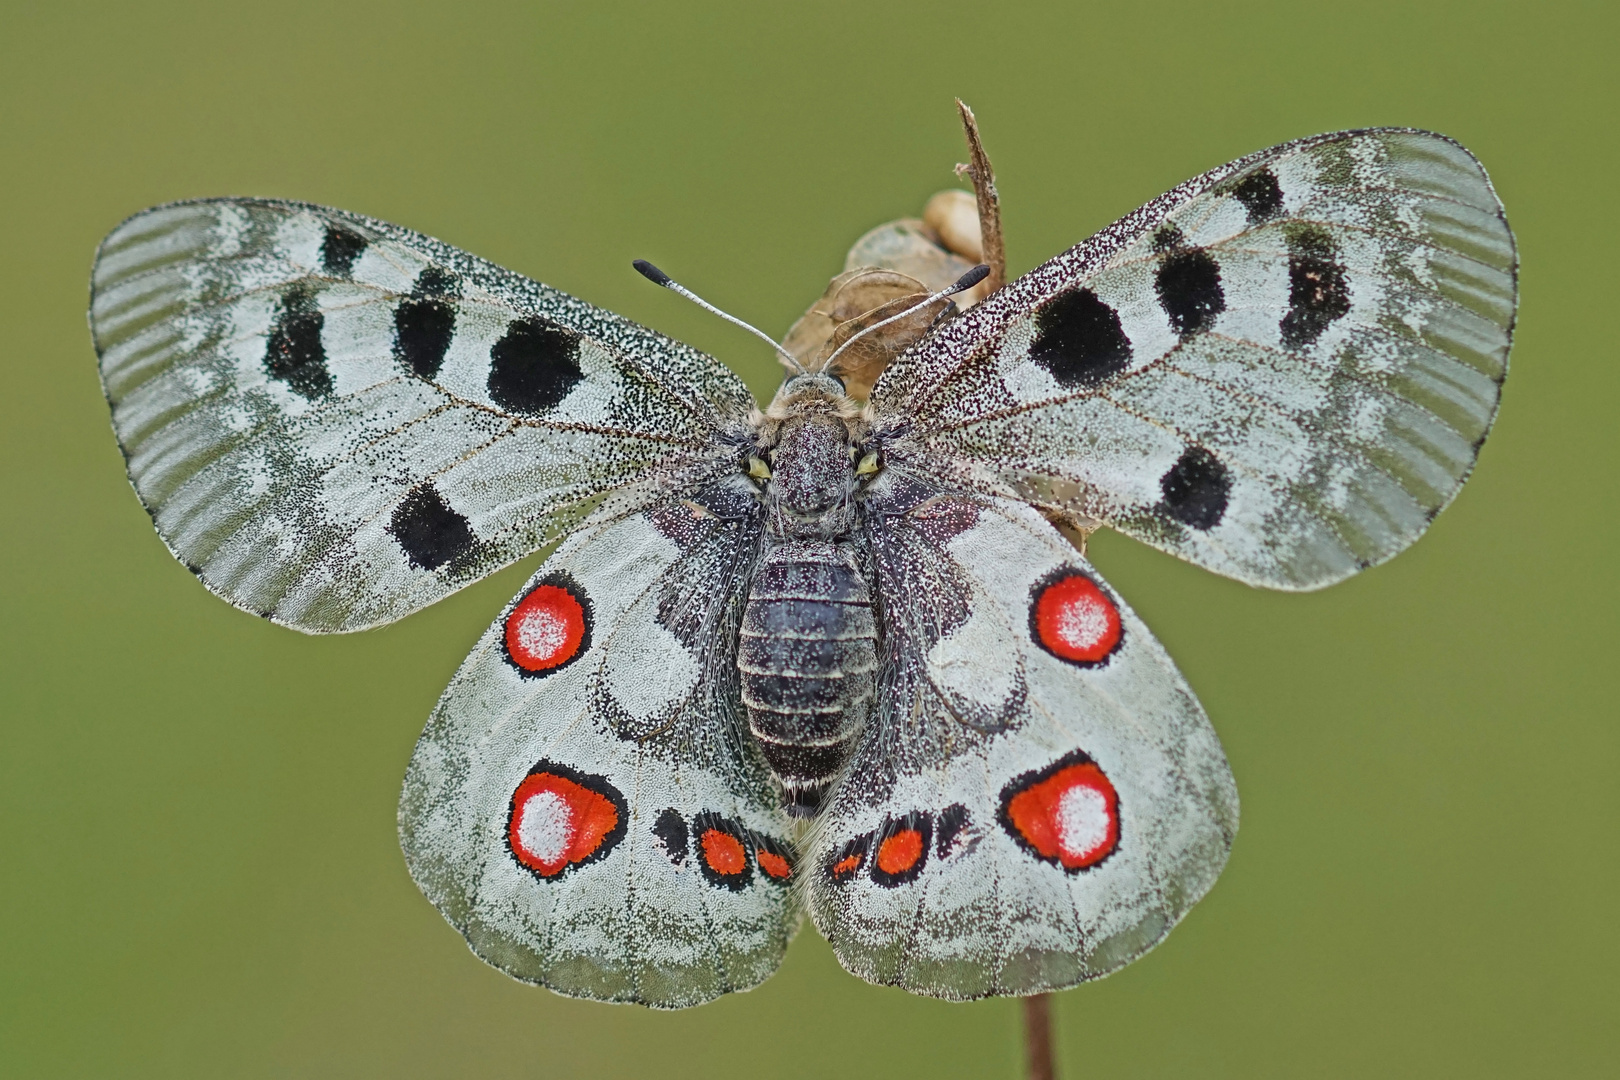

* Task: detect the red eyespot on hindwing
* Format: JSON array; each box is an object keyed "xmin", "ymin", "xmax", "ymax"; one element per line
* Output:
[
  {"xmin": 753, "ymin": 833, "xmax": 796, "ymax": 884},
  {"xmin": 1031, "ymin": 571, "xmax": 1122, "ymax": 665},
  {"xmin": 999, "ymin": 750, "xmax": 1120, "ymax": 871},
  {"xmin": 871, "ymin": 812, "xmax": 932, "ymax": 888},
  {"xmin": 503, "ymin": 575, "xmax": 591, "ymax": 675},
  {"xmin": 692, "ymin": 812, "xmax": 753, "ymax": 890},
  {"xmin": 506, "ymin": 761, "xmax": 627, "ymax": 879},
  {"xmin": 827, "ymin": 832, "xmax": 871, "ymax": 885}
]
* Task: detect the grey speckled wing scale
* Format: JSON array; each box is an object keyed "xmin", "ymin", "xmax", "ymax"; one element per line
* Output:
[
  {"xmin": 874, "ymin": 128, "xmax": 1516, "ymax": 590},
  {"xmin": 808, "ymin": 475, "xmax": 1236, "ymax": 998},
  {"xmin": 91, "ymin": 199, "xmax": 753, "ymax": 631},
  {"xmin": 399, "ymin": 479, "xmax": 802, "ymax": 1008}
]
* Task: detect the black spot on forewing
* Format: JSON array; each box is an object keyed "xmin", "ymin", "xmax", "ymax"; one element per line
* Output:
[
  {"xmin": 1280, "ymin": 226, "xmax": 1351, "ymax": 349},
  {"xmin": 1029, "ymin": 288, "xmax": 1131, "ymax": 388},
  {"xmin": 488, "ymin": 318, "xmax": 584, "ymax": 414},
  {"xmin": 1232, "ymin": 167, "xmax": 1284, "ymax": 224},
  {"xmin": 414, "ymin": 266, "xmax": 458, "ymax": 296},
  {"xmin": 652, "ymin": 808, "xmax": 687, "ymax": 866},
  {"xmin": 395, "ymin": 301, "xmax": 455, "ymax": 380},
  {"xmin": 394, "ymin": 268, "xmax": 460, "ymax": 380},
  {"xmin": 388, "ymin": 483, "xmax": 476, "ymax": 570},
  {"xmin": 320, "ymin": 224, "xmax": 367, "ymax": 276},
  {"xmin": 1151, "ymin": 224, "xmax": 1185, "ymax": 253},
  {"xmin": 1155, "ymin": 247, "xmax": 1225, "ymax": 336},
  {"xmin": 1159, "ymin": 446, "xmax": 1230, "ymax": 530},
  {"xmin": 264, "ymin": 285, "xmax": 332, "ymax": 399}
]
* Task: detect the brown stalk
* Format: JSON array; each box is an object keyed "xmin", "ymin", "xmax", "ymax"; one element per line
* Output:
[
  {"xmin": 954, "ymin": 99, "xmax": 1006, "ymax": 296},
  {"xmin": 1024, "ymin": 993, "xmax": 1057, "ymax": 1080}
]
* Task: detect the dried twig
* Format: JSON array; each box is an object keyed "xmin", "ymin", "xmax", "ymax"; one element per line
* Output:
[
  {"xmin": 954, "ymin": 99, "xmax": 1006, "ymax": 296},
  {"xmin": 1024, "ymin": 993, "xmax": 1057, "ymax": 1080}
]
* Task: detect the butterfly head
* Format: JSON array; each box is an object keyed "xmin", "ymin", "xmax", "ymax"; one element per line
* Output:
[{"xmin": 751, "ymin": 374, "xmax": 874, "ymax": 538}]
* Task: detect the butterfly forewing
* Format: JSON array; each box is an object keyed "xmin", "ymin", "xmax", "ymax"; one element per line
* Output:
[
  {"xmin": 92, "ymin": 199, "xmax": 752, "ymax": 632},
  {"xmin": 399, "ymin": 484, "xmax": 802, "ymax": 1008},
  {"xmin": 805, "ymin": 480, "xmax": 1237, "ymax": 999},
  {"xmin": 875, "ymin": 128, "xmax": 1515, "ymax": 590}
]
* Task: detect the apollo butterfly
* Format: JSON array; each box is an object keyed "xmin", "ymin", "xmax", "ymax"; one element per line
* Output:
[{"xmin": 90, "ymin": 106, "xmax": 1514, "ymax": 1005}]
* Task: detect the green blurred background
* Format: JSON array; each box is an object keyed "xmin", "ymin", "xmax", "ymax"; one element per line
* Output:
[{"xmin": 2, "ymin": 1, "xmax": 1614, "ymax": 1076}]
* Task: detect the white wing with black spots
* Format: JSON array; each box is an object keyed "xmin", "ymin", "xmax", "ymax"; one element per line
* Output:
[
  {"xmin": 874, "ymin": 128, "xmax": 1516, "ymax": 590},
  {"xmin": 399, "ymin": 484, "xmax": 803, "ymax": 1008},
  {"xmin": 91, "ymin": 199, "xmax": 752, "ymax": 632},
  {"xmin": 807, "ymin": 480, "xmax": 1237, "ymax": 999}
]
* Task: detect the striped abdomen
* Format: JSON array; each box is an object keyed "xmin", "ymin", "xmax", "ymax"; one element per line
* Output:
[{"xmin": 740, "ymin": 541, "xmax": 877, "ymax": 817}]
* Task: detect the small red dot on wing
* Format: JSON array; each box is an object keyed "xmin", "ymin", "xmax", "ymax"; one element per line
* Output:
[
  {"xmin": 757, "ymin": 849, "xmax": 792, "ymax": 880},
  {"xmin": 832, "ymin": 853, "xmax": 862, "ymax": 879},
  {"xmin": 505, "ymin": 584, "xmax": 586, "ymax": 672},
  {"xmin": 700, "ymin": 828, "xmax": 747, "ymax": 876},
  {"xmin": 875, "ymin": 829, "xmax": 924, "ymax": 875},
  {"xmin": 1034, "ymin": 574, "xmax": 1121, "ymax": 664}
]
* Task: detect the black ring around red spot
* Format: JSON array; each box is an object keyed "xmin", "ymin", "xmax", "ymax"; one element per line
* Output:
[
  {"xmin": 752, "ymin": 832, "xmax": 796, "ymax": 884},
  {"xmin": 650, "ymin": 809, "xmax": 796, "ymax": 887},
  {"xmin": 505, "ymin": 760, "xmax": 627, "ymax": 881},
  {"xmin": 827, "ymin": 833, "xmax": 871, "ymax": 885},
  {"xmin": 870, "ymin": 811, "xmax": 933, "ymax": 888},
  {"xmin": 1029, "ymin": 569, "xmax": 1123, "ymax": 666},
  {"xmin": 998, "ymin": 749, "xmax": 1121, "ymax": 873},
  {"xmin": 503, "ymin": 573, "xmax": 592, "ymax": 677},
  {"xmin": 691, "ymin": 811, "xmax": 753, "ymax": 891}
]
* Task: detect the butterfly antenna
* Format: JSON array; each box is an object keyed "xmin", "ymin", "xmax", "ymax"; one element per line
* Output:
[
  {"xmin": 821, "ymin": 264, "xmax": 989, "ymax": 371},
  {"xmin": 633, "ymin": 260, "xmax": 807, "ymax": 374}
]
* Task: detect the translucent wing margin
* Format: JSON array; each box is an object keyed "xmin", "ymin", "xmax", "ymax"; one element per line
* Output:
[
  {"xmin": 874, "ymin": 129, "xmax": 1516, "ymax": 589},
  {"xmin": 399, "ymin": 483, "xmax": 802, "ymax": 1008},
  {"xmin": 806, "ymin": 474, "xmax": 1237, "ymax": 999},
  {"xmin": 91, "ymin": 199, "xmax": 753, "ymax": 631}
]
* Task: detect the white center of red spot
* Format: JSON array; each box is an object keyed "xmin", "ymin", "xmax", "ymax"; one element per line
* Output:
[
  {"xmin": 505, "ymin": 584, "xmax": 586, "ymax": 672},
  {"xmin": 515, "ymin": 790, "xmax": 572, "ymax": 867},
  {"xmin": 1056, "ymin": 598, "xmax": 1110, "ymax": 652},
  {"xmin": 515, "ymin": 606, "xmax": 569, "ymax": 660},
  {"xmin": 1033, "ymin": 574, "xmax": 1121, "ymax": 663},
  {"xmin": 1056, "ymin": 784, "xmax": 1111, "ymax": 859}
]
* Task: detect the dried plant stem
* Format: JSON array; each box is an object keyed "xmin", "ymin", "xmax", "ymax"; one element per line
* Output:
[
  {"xmin": 1023, "ymin": 993, "xmax": 1057, "ymax": 1080},
  {"xmin": 954, "ymin": 99, "xmax": 1006, "ymax": 296}
]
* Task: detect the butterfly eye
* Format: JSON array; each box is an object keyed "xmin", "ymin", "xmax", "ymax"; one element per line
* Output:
[
  {"xmin": 855, "ymin": 451, "xmax": 881, "ymax": 477},
  {"xmin": 746, "ymin": 456, "xmax": 772, "ymax": 480}
]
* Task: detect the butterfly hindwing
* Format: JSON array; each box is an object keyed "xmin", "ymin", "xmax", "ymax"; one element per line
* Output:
[
  {"xmin": 807, "ymin": 477, "xmax": 1237, "ymax": 999},
  {"xmin": 91, "ymin": 199, "xmax": 751, "ymax": 632},
  {"xmin": 875, "ymin": 128, "xmax": 1515, "ymax": 590},
  {"xmin": 399, "ymin": 482, "xmax": 802, "ymax": 1008}
]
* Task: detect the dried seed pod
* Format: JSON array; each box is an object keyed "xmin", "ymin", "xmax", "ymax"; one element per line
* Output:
[
  {"xmin": 778, "ymin": 185, "xmax": 996, "ymax": 394},
  {"xmin": 843, "ymin": 218, "xmax": 980, "ymax": 298},
  {"xmin": 820, "ymin": 289, "xmax": 944, "ymax": 400},
  {"xmin": 779, "ymin": 267, "xmax": 930, "ymax": 377},
  {"xmin": 923, "ymin": 189, "xmax": 984, "ymax": 262}
]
